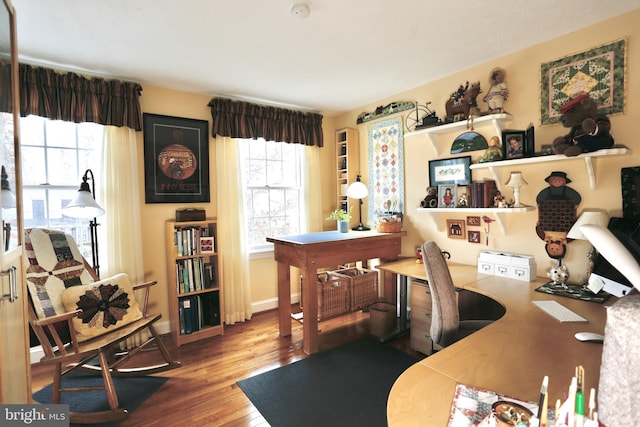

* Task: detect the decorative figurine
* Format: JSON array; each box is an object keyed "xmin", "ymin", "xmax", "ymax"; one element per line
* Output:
[
  {"xmin": 535, "ymin": 171, "xmax": 581, "ymax": 260},
  {"xmin": 478, "ymin": 136, "xmax": 503, "ymax": 163},
  {"xmin": 483, "ymin": 67, "xmax": 509, "ymax": 113},
  {"xmin": 445, "ymin": 81, "xmax": 482, "ymax": 123},
  {"xmin": 420, "ymin": 186, "xmax": 438, "ymax": 208},
  {"xmin": 551, "ymin": 93, "xmax": 614, "ymax": 156}
]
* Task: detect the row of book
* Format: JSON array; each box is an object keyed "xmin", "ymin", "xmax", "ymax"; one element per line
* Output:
[
  {"xmin": 176, "ymin": 258, "xmax": 216, "ymax": 294},
  {"xmin": 173, "ymin": 226, "xmax": 215, "ymax": 256},
  {"xmin": 178, "ymin": 293, "xmax": 221, "ymax": 335},
  {"xmin": 467, "ymin": 179, "xmax": 498, "ymax": 208}
]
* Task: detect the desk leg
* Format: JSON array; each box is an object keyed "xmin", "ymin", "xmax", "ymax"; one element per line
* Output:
[
  {"xmin": 379, "ymin": 274, "xmax": 410, "ymax": 343},
  {"xmin": 277, "ymin": 261, "xmax": 292, "ymax": 337},
  {"xmin": 301, "ymin": 266, "xmax": 319, "ymax": 354}
]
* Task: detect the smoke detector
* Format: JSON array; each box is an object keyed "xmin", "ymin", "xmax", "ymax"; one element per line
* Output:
[{"xmin": 291, "ymin": 2, "xmax": 310, "ymax": 19}]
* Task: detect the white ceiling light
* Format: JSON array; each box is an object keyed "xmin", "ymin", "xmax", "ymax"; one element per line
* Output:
[{"xmin": 291, "ymin": 2, "xmax": 310, "ymax": 19}]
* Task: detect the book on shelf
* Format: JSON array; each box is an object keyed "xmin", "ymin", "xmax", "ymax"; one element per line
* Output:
[
  {"xmin": 203, "ymin": 262, "xmax": 215, "ymax": 288},
  {"xmin": 179, "ymin": 294, "xmax": 219, "ymax": 334},
  {"xmin": 173, "ymin": 226, "xmax": 212, "ymax": 256}
]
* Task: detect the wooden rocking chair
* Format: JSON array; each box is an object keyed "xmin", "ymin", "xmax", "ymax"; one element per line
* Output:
[{"xmin": 26, "ymin": 228, "xmax": 180, "ymax": 424}]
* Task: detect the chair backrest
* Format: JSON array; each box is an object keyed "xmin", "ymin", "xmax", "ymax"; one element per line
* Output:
[{"xmin": 421, "ymin": 240, "xmax": 459, "ymax": 348}]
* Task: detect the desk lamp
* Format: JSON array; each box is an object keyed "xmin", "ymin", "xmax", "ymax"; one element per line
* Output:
[
  {"xmin": 62, "ymin": 169, "xmax": 105, "ymax": 276},
  {"xmin": 567, "ymin": 210, "xmax": 609, "ymax": 284},
  {"xmin": 347, "ymin": 174, "xmax": 369, "ymax": 231},
  {"xmin": 580, "ymin": 224, "xmax": 640, "ymax": 427},
  {"xmin": 505, "ymin": 171, "xmax": 527, "ymax": 207}
]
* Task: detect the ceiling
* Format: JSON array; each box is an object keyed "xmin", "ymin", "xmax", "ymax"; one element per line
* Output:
[{"xmin": 11, "ymin": 0, "xmax": 640, "ymax": 116}]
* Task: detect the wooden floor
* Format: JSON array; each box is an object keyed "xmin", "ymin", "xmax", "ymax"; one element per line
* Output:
[{"xmin": 30, "ymin": 306, "xmax": 423, "ymax": 426}]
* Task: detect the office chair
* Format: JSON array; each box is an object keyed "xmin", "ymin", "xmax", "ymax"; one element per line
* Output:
[
  {"xmin": 25, "ymin": 228, "xmax": 181, "ymax": 424},
  {"xmin": 421, "ymin": 240, "xmax": 493, "ymax": 349}
]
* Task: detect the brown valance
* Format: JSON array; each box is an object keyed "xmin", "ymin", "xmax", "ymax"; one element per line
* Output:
[
  {"xmin": 208, "ymin": 98, "xmax": 323, "ymax": 147},
  {"xmin": 18, "ymin": 64, "xmax": 143, "ymax": 131}
]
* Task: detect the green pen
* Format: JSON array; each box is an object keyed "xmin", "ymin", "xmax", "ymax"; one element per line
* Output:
[{"xmin": 576, "ymin": 366, "xmax": 585, "ymax": 427}]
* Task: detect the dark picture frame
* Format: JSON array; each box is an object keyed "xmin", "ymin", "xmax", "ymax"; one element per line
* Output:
[
  {"xmin": 502, "ymin": 130, "xmax": 525, "ymax": 160},
  {"xmin": 429, "ymin": 156, "xmax": 471, "ymax": 186},
  {"xmin": 468, "ymin": 230, "xmax": 481, "ymax": 243},
  {"xmin": 467, "ymin": 216, "xmax": 481, "ymax": 226},
  {"xmin": 143, "ymin": 113, "xmax": 210, "ymax": 204},
  {"xmin": 525, "ymin": 125, "xmax": 535, "ymax": 157}
]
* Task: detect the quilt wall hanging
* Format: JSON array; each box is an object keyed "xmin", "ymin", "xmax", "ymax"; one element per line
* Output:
[
  {"xmin": 367, "ymin": 117, "xmax": 404, "ymax": 222},
  {"xmin": 540, "ymin": 38, "xmax": 626, "ymax": 125}
]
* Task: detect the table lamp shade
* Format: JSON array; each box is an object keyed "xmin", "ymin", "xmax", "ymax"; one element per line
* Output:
[
  {"xmin": 505, "ymin": 171, "xmax": 527, "ymax": 188},
  {"xmin": 567, "ymin": 210, "xmax": 609, "ymax": 240},
  {"xmin": 347, "ymin": 178, "xmax": 368, "ymax": 199}
]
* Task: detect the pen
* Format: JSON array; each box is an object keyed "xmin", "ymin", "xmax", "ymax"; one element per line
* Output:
[
  {"xmin": 576, "ymin": 367, "xmax": 585, "ymax": 427},
  {"xmin": 588, "ymin": 388, "xmax": 595, "ymax": 420},
  {"xmin": 537, "ymin": 375, "xmax": 549, "ymax": 426}
]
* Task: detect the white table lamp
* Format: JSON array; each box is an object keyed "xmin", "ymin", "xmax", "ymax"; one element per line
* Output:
[
  {"xmin": 505, "ymin": 171, "xmax": 527, "ymax": 208},
  {"xmin": 347, "ymin": 175, "xmax": 369, "ymax": 231}
]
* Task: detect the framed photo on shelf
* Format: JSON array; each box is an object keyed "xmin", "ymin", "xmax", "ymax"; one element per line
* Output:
[
  {"xmin": 525, "ymin": 125, "xmax": 535, "ymax": 157},
  {"xmin": 467, "ymin": 216, "xmax": 481, "ymax": 226},
  {"xmin": 502, "ymin": 130, "xmax": 526, "ymax": 160},
  {"xmin": 438, "ymin": 185, "xmax": 457, "ymax": 208},
  {"xmin": 468, "ymin": 230, "xmax": 481, "ymax": 243},
  {"xmin": 143, "ymin": 113, "xmax": 210, "ymax": 204},
  {"xmin": 446, "ymin": 219, "xmax": 465, "ymax": 239},
  {"xmin": 429, "ymin": 156, "xmax": 471, "ymax": 186},
  {"xmin": 200, "ymin": 236, "xmax": 215, "ymax": 254}
]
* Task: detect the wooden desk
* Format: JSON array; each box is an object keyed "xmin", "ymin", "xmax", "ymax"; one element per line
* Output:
[
  {"xmin": 267, "ymin": 230, "xmax": 404, "ymax": 354},
  {"xmin": 383, "ymin": 259, "xmax": 610, "ymax": 426}
]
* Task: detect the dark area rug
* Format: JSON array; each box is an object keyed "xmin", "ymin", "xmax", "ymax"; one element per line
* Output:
[
  {"xmin": 237, "ymin": 337, "xmax": 418, "ymax": 427},
  {"xmin": 33, "ymin": 371, "xmax": 168, "ymax": 426}
]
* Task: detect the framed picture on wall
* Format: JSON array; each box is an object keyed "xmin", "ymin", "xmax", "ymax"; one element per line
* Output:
[
  {"xmin": 446, "ymin": 219, "xmax": 465, "ymax": 239},
  {"xmin": 143, "ymin": 113, "xmax": 210, "ymax": 203}
]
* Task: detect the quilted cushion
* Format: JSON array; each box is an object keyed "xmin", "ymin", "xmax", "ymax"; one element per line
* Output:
[
  {"xmin": 24, "ymin": 228, "xmax": 94, "ymax": 319},
  {"xmin": 61, "ymin": 273, "xmax": 143, "ymax": 342}
]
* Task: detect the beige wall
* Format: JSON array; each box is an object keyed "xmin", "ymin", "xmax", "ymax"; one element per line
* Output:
[
  {"xmin": 138, "ymin": 9, "xmax": 639, "ymax": 325},
  {"xmin": 333, "ymin": 9, "xmax": 639, "ymax": 280}
]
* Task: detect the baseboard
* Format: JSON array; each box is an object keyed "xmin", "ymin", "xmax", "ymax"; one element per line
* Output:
[{"xmin": 30, "ymin": 293, "xmax": 301, "ymax": 364}]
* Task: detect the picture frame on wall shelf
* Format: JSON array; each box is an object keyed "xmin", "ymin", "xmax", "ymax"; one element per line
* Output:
[
  {"xmin": 446, "ymin": 219, "xmax": 465, "ymax": 239},
  {"xmin": 525, "ymin": 124, "xmax": 535, "ymax": 157},
  {"xmin": 429, "ymin": 156, "xmax": 471, "ymax": 186},
  {"xmin": 502, "ymin": 130, "xmax": 525, "ymax": 160},
  {"xmin": 200, "ymin": 236, "xmax": 215, "ymax": 254},
  {"xmin": 438, "ymin": 185, "xmax": 457, "ymax": 208},
  {"xmin": 143, "ymin": 113, "xmax": 210, "ymax": 204}
]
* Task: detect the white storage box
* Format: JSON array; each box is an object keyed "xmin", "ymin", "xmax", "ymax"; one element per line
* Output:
[{"xmin": 477, "ymin": 251, "xmax": 536, "ymax": 282}]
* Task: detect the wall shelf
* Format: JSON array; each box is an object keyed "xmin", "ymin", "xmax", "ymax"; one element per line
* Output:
[
  {"xmin": 405, "ymin": 113, "xmax": 514, "ymax": 156},
  {"xmin": 417, "ymin": 206, "xmax": 535, "ymax": 234},
  {"xmin": 470, "ymin": 146, "xmax": 631, "ymax": 190}
]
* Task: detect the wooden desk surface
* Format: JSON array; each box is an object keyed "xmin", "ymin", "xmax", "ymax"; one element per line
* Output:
[{"xmin": 383, "ymin": 259, "xmax": 611, "ymax": 426}]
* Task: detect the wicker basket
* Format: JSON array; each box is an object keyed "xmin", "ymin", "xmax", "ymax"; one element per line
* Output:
[
  {"xmin": 300, "ymin": 271, "xmax": 351, "ymax": 320},
  {"xmin": 376, "ymin": 221, "xmax": 402, "ymax": 233},
  {"xmin": 369, "ymin": 302, "xmax": 396, "ymax": 337},
  {"xmin": 335, "ymin": 267, "xmax": 379, "ymax": 311}
]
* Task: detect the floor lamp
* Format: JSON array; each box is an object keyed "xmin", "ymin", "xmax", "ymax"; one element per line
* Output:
[
  {"xmin": 347, "ymin": 174, "xmax": 369, "ymax": 231},
  {"xmin": 62, "ymin": 169, "xmax": 105, "ymax": 276}
]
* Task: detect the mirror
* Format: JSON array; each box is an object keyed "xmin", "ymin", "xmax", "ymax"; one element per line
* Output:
[{"xmin": 0, "ymin": 0, "xmax": 20, "ymax": 253}]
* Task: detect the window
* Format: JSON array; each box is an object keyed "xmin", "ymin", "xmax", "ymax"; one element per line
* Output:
[
  {"xmin": 17, "ymin": 114, "xmax": 103, "ymax": 258},
  {"xmin": 240, "ymin": 138, "xmax": 304, "ymax": 252}
]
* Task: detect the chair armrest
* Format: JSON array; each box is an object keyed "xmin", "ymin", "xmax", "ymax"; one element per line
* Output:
[
  {"xmin": 132, "ymin": 280, "xmax": 157, "ymax": 315},
  {"xmin": 32, "ymin": 309, "xmax": 81, "ymax": 327}
]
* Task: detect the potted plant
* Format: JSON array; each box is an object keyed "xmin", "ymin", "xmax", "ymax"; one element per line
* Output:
[{"xmin": 326, "ymin": 207, "xmax": 352, "ymax": 233}]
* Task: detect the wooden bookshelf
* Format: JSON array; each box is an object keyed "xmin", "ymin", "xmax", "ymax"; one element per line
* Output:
[{"xmin": 165, "ymin": 218, "xmax": 223, "ymax": 346}]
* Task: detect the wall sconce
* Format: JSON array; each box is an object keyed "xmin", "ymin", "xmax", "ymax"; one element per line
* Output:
[
  {"xmin": 62, "ymin": 169, "xmax": 105, "ymax": 276},
  {"xmin": 347, "ymin": 174, "xmax": 369, "ymax": 231},
  {"xmin": 505, "ymin": 171, "xmax": 528, "ymax": 207}
]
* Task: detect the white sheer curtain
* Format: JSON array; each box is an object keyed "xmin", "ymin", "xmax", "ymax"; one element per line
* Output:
[
  {"xmin": 215, "ymin": 135, "xmax": 252, "ymax": 324},
  {"xmin": 98, "ymin": 125, "xmax": 147, "ymax": 348},
  {"xmin": 303, "ymin": 145, "xmax": 322, "ymax": 233},
  {"xmin": 98, "ymin": 126, "xmax": 145, "ymax": 281}
]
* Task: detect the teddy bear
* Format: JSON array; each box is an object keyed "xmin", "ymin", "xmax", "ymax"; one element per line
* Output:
[
  {"xmin": 552, "ymin": 93, "xmax": 614, "ymax": 157},
  {"xmin": 420, "ymin": 186, "xmax": 438, "ymax": 208}
]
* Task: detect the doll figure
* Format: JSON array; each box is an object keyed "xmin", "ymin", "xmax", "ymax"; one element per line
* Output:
[{"xmin": 483, "ymin": 67, "xmax": 509, "ymax": 113}]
